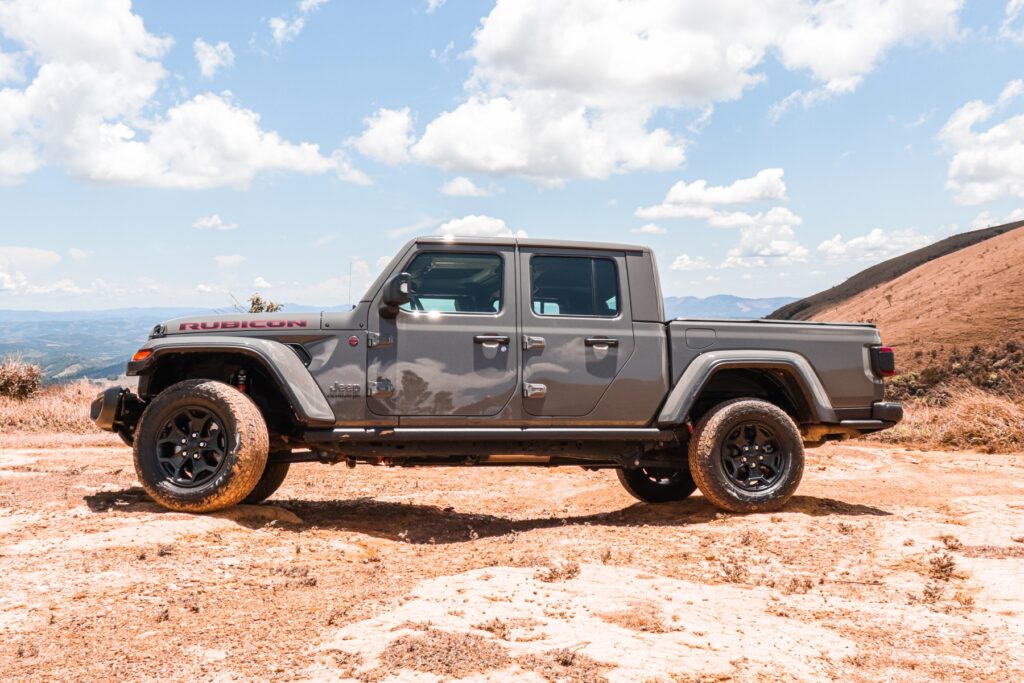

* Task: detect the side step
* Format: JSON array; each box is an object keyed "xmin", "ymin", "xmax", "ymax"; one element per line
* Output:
[{"xmin": 301, "ymin": 427, "xmax": 676, "ymax": 443}]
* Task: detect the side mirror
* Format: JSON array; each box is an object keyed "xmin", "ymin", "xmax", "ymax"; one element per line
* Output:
[{"xmin": 380, "ymin": 272, "xmax": 412, "ymax": 318}]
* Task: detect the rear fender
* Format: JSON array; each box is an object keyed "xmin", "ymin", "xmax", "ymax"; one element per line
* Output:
[
  {"xmin": 129, "ymin": 335, "xmax": 335, "ymax": 426},
  {"xmin": 657, "ymin": 350, "xmax": 838, "ymax": 426}
]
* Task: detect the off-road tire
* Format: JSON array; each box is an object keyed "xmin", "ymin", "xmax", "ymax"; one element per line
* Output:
[
  {"xmin": 133, "ymin": 380, "xmax": 269, "ymax": 513},
  {"xmin": 689, "ymin": 398, "xmax": 804, "ymax": 513},
  {"xmin": 243, "ymin": 460, "xmax": 291, "ymax": 505},
  {"xmin": 617, "ymin": 465, "xmax": 697, "ymax": 503}
]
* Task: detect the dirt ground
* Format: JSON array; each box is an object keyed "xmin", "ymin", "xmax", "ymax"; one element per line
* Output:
[{"xmin": 1, "ymin": 441, "xmax": 1022, "ymax": 682}]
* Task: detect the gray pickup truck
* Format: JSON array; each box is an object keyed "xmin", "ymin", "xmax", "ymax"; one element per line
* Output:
[{"xmin": 92, "ymin": 236, "xmax": 901, "ymax": 514}]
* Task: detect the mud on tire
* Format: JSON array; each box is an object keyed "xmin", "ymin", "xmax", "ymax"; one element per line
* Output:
[
  {"xmin": 133, "ymin": 379, "xmax": 269, "ymax": 513},
  {"xmin": 688, "ymin": 398, "xmax": 804, "ymax": 513}
]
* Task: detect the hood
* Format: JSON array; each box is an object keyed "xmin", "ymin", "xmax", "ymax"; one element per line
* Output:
[{"xmin": 157, "ymin": 312, "xmax": 323, "ymax": 336}]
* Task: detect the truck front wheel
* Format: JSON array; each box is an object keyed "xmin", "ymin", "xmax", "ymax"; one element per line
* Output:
[
  {"xmin": 133, "ymin": 380, "xmax": 269, "ymax": 513},
  {"xmin": 688, "ymin": 398, "xmax": 804, "ymax": 513},
  {"xmin": 616, "ymin": 466, "xmax": 697, "ymax": 503}
]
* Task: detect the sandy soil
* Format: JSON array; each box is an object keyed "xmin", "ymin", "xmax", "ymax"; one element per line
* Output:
[{"xmin": 1, "ymin": 442, "xmax": 1022, "ymax": 682}]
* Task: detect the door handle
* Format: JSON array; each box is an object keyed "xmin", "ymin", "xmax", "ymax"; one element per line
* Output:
[
  {"xmin": 584, "ymin": 337, "xmax": 619, "ymax": 348},
  {"xmin": 523, "ymin": 382, "xmax": 547, "ymax": 399},
  {"xmin": 522, "ymin": 335, "xmax": 545, "ymax": 351},
  {"xmin": 474, "ymin": 334, "xmax": 510, "ymax": 346}
]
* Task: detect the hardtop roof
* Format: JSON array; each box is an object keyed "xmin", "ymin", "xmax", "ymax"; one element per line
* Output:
[{"xmin": 414, "ymin": 235, "xmax": 650, "ymax": 253}]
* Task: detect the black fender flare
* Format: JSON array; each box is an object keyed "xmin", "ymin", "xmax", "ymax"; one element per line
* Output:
[
  {"xmin": 128, "ymin": 336, "xmax": 335, "ymax": 426},
  {"xmin": 657, "ymin": 350, "xmax": 838, "ymax": 427}
]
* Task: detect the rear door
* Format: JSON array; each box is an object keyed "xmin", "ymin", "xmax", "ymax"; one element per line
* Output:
[
  {"xmin": 366, "ymin": 245, "xmax": 519, "ymax": 417},
  {"xmin": 519, "ymin": 248, "xmax": 635, "ymax": 417}
]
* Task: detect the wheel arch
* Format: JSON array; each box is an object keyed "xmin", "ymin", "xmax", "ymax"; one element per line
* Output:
[
  {"xmin": 657, "ymin": 351, "xmax": 838, "ymax": 427},
  {"xmin": 131, "ymin": 338, "xmax": 335, "ymax": 434}
]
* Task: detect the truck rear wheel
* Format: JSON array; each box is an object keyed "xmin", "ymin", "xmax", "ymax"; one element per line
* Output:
[
  {"xmin": 243, "ymin": 460, "xmax": 291, "ymax": 505},
  {"xmin": 616, "ymin": 466, "xmax": 697, "ymax": 503},
  {"xmin": 133, "ymin": 380, "xmax": 269, "ymax": 513},
  {"xmin": 688, "ymin": 398, "xmax": 804, "ymax": 513}
]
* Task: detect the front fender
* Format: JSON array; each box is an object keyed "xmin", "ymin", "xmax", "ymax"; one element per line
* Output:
[
  {"xmin": 657, "ymin": 350, "xmax": 838, "ymax": 427},
  {"xmin": 128, "ymin": 335, "xmax": 335, "ymax": 426}
]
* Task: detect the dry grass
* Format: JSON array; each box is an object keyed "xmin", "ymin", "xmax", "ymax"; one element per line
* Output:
[
  {"xmin": 0, "ymin": 380, "xmax": 107, "ymax": 435},
  {"xmin": 375, "ymin": 629, "xmax": 511, "ymax": 679},
  {"xmin": 872, "ymin": 385, "xmax": 1024, "ymax": 453},
  {"xmin": 0, "ymin": 358, "xmax": 41, "ymax": 399},
  {"xmin": 598, "ymin": 601, "xmax": 672, "ymax": 633}
]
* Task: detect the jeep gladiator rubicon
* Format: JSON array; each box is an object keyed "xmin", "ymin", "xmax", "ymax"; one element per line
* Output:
[{"xmin": 92, "ymin": 237, "xmax": 902, "ymax": 513}]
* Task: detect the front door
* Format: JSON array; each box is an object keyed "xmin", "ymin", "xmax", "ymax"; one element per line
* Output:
[
  {"xmin": 367, "ymin": 245, "xmax": 519, "ymax": 417},
  {"xmin": 519, "ymin": 248, "xmax": 635, "ymax": 417}
]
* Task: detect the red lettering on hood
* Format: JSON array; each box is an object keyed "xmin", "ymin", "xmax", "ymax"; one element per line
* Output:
[{"xmin": 178, "ymin": 320, "xmax": 309, "ymax": 331}]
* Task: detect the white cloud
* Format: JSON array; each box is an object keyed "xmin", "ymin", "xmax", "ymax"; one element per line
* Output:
[
  {"xmin": 817, "ymin": 228, "xmax": 933, "ymax": 263},
  {"xmin": 1002, "ymin": 0, "xmax": 1024, "ymax": 43},
  {"xmin": 0, "ymin": 246, "xmax": 75, "ymax": 294},
  {"xmin": 381, "ymin": 0, "xmax": 961, "ymax": 184},
  {"xmin": 269, "ymin": 0, "xmax": 329, "ymax": 46},
  {"xmin": 670, "ymin": 254, "xmax": 710, "ymax": 271},
  {"xmin": 68, "ymin": 248, "xmax": 93, "ymax": 261},
  {"xmin": 631, "ymin": 223, "xmax": 667, "ymax": 235},
  {"xmin": 436, "ymin": 215, "xmax": 526, "ymax": 238},
  {"xmin": 387, "ymin": 216, "xmax": 442, "ymax": 238},
  {"xmin": 253, "ymin": 276, "xmax": 273, "ymax": 289},
  {"xmin": 193, "ymin": 214, "xmax": 238, "ymax": 231},
  {"xmin": 430, "ymin": 41, "xmax": 455, "ymax": 65},
  {"xmin": 350, "ymin": 108, "xmax": 414, "ymax": 166},
  {"xmin": 213, "ymin": 254, "xmax": 245, "ymax": 267},
  {"xmin": 970, "ymin": 207, "xmax": 1024, "ymax": 229},
  {"xmin": 0, "ymin": 49, "xmax": 26, "ymax": 83},
  {"xmin": 193, "ymin": 38, "xmax": 234, "ymax": 78},
  {"xmin": 940, "ymin": 79, "xmax": 1024, "ymax": 204},
  {"xmin": 721, "ymin": 209, "xmax": 810, "ymax": 269},
  {"xmin": 708, "ymin": 206, "xmax": 802, "ymax": 230},
  {"xmin": 427, "ymin": 0, "xmax": 447, "ymax": 13},
  {"xmin": 412, "ymin": 93, "xmax": 685, "ymax": 185},
  {"xmin": 0, "ymin": 0, "xmax": 367, "ymax": 188},
  {"xmin": 637, "ymin": 169, "xmax": 787, "ymax": 220},
  {"xmin": 440, "ymin": 176, "xmax": 492, "ymax": 197}
]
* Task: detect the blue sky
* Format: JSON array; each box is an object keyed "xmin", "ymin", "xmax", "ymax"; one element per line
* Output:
[{"xmin": 1, "ymin": 0, "xmax": 1023, "ymax": 310}]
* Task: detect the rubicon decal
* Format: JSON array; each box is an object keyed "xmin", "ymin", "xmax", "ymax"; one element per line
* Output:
[{"xmin": 178, "ymin": 320, "xmax": 309, "ymax": 331}]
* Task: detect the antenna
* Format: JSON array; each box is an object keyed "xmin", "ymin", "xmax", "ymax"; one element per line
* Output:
[{"xmin": 348, "ymin": 259, "xmax": 353, "ymax": 305}]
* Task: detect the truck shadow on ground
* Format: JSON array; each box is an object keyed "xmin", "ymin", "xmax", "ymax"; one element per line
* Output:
[{"xmin": 83, "ymin": 488, "xmax": 890, "ymax": 545}]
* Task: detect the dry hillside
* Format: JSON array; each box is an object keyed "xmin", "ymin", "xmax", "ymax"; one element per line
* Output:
[
  {"xmin": 771, "ymin": 221, "xmax": 1023, "ymax": 321},
  {"xmin": 811, "ymin": 225, "xmax": 1024, "ymax": 370}
]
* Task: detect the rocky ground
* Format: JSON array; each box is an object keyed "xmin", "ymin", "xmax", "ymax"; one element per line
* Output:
[{"xmin": 1, "ymin": 441, "xmax": 1022, "ymax": 682}]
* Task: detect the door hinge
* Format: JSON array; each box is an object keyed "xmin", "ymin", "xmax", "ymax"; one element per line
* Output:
[
  {"xmin": 523, "ymin": 382, "xmax": 547, "ymax": 399},
  {"xmin": 367, "ymin": 378, "xmax": 395, "ymax": 398},
  {"xmin": 522, "ymin": 335, "xmax": 545, "ymax": 351},
  {"xmin": 366, "ymin": 332, "xmax": 394, "ymax": 348}
]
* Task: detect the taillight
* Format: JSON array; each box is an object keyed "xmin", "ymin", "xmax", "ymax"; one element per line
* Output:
[{"xmin": 871, "ymin": 346, "xmax": 896, "ymax": 377}]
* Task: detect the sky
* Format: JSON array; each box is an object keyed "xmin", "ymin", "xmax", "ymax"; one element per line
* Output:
[{"xmin": 1, "ymin": 0, "xmax": 1023, "ymax": 311}]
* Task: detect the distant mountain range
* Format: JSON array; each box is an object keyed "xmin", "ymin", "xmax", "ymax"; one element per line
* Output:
[{"xmin": 0, "ymin": 295, "xmax": 796, "ymax": 381}]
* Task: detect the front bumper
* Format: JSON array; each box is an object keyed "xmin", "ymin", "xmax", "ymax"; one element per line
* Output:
[{"xmin": 90, "ymin": 387, "xmax": 145, "ymax": 446}]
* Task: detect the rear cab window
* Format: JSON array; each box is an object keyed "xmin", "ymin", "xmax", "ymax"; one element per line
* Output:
[{"xmin": 530, "ymin": 255, "xmax": 620, "ymax": 317}]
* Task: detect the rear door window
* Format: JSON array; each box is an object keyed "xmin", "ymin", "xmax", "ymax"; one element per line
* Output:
[{"xmin": 530, "ymin": 256, "xmax": 620, "ymax": 317}]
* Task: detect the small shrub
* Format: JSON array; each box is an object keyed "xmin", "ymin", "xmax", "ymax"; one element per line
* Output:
[
  {"xmin": 0, "ymin": 359, "xmax": 41, "ymax": 399},
  {"xmin": 248, "ymin": 294, "xmax": 283, "ymax": 313},
  {"xmin": 536, "ymin": 559, "xmax": 580, "ymax": 582},
  {"xmin": 928, "ymin": 552, "xmax": 956, "ymax": 581}
]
